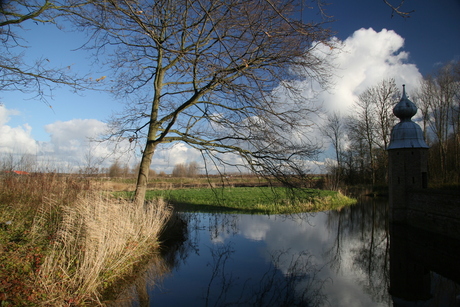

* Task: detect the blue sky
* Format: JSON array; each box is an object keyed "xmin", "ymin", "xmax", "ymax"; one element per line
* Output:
[
  {"xmin": 1, "ymin": 0, "xmax": 459, "ymax": 173},
  {"xmin": 326, "ymin": 0, "xmax": 460, "ymax": 74}
]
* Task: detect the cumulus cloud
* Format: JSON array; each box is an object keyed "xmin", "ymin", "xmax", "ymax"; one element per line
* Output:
[
  {"xmin": 262, "ymin": 28, "xmax": 423, "ymax": 168},
  {"xmin": 0, "ymin": 105, "xmax": 38, "ymax": 154},
  {"xmin": 39, "ymin": 118, "xmax": 151, "ymax": 172},
  {"xmin": 317, "ymin": 28, "xmax": 422, "ymax": 115},
  {"xmin": 0, "ymin": 109, "xmax": 132, "ymax": 171},
  {"xmin": 277, "ymin": 28, "xmax": 424, "ymax": 164},
  {"xmin": 44, "ymin": 119, "xmax": 107, "ymax": 154}
]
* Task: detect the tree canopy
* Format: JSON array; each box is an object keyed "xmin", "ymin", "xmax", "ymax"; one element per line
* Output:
[{"xmin": 62, "ymin": 0, "xmax": 335, "ymax": 204}]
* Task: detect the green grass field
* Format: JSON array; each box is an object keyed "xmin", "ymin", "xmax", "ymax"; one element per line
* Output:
[{"xmin": 120, "ymin": 187, "xmax": 356, "ymax": 214}]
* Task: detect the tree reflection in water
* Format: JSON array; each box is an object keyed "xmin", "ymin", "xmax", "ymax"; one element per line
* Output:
[
  {"xmin": 324, "ymin": 196, "xmax": 391, "ymax": 306},
  {"xmin": 105, "ymin": 213, "xmax": 189, "ymax": 307},
  {"xmin": 203, "ymin": 243, "xmax": 328, "ymax": 307},
  {"xmin": 112, "ymin": 197, "xmax": 459, "ymax": 306}
]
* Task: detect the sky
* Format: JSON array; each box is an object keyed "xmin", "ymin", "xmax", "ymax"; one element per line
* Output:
[{"xmin": 1, "ymin": 0, "xmax": 459, "ymax": 173}]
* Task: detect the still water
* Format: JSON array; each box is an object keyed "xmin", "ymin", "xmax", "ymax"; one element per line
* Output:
[{"xmin": 117, "ymin": 197, "xmax": 460, "ymax": 307}]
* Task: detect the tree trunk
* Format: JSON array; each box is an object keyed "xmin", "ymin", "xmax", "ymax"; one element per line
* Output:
[{"xmin": 134, "ymin": 141, "xmax": 157, "ymax": 206}]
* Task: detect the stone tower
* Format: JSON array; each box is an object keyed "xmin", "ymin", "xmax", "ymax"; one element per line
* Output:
[
  {"xmin": 387, "ymin": 85, "xmax": 429, "ymax": 223},
  {"xmin": 387, "ymin": 85, "xmax": 432, "ymax": 305}
]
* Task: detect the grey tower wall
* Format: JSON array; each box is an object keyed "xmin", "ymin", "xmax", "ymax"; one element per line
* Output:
[{"xmin": 388, "ymin": 148, "xmax": 428, "ymax": 223}]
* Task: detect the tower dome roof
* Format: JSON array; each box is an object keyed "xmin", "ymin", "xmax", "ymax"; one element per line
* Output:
[
  {"xmin": 393, "ymin": 85, "xmax": 417, "ymax": 120},
  {"xmin": 387, "ymin": 85, "xmax": 429, "ymax": 150}
]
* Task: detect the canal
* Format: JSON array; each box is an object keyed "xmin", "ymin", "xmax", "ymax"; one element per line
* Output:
[{"xmin": 111, "ymin": 197, "xmax": 460, "ymax": 306}]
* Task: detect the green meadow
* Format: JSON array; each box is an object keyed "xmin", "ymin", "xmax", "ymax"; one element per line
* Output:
[{"xmin": 121, "ymin": 187, "xmax": 357, "ymax": 214}]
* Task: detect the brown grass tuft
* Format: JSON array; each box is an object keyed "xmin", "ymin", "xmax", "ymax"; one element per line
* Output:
[
  {"xmin": 0, "ymin": 172, "xmax": 172, "ymax": 305},
  {"xmin": 37, "ymin": 194, "xmax": 172, "ymax": 305}
]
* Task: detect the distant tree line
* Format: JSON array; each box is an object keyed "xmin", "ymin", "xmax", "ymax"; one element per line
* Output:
[
  {"xmin": 171, "ymin": 161, "xmax": 200, "ymax": 178},
  {"xmin": 104, "ymin": 160, "xmax": 200, "ymax": 178},
  {"xmin": 322, "ymin": 62, "xmax": 460, "ymax": 188},
  {"xmin": 105, "ymin": 160, "xmax": 160, "ymax": 178}
]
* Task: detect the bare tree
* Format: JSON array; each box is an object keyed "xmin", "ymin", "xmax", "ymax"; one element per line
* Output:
[
  {"xmin": 344, "ymin": 79, "xmax": 399, "ymax": 185},
  {"xmin": 172, "ymin": 163, "xmax": 187, "ymax": 178},
  {"xmin": 187, "ymin": 161, "xmax": 200, "ymax": 177},
  {"xmin": 344, "ymin": 115, "xmax": 369, "ymax": 184},
  {"xmin": 321, "ymin": 112, "xmax": 344, "ymax": 168},
  {"xmin": 0, "ymin": 152, "xmax": 36, "ymax": 172},
  {"xmin": 172, "ymin": 162, "xmax": 199, "ymax": 177},
  {"xmin": 370, "ymin": 79, "xmax": 399, "ymax": 151},
  {"xmin": 417, "ymin": 62, "xmax": 460, "ymax": 183},
  {"xmin": 1, "ymin": 0, "xmax": 90, "ymax": 103},
  {"xmin": 352, "ymin": 89, "xmax": 378, "ymax": 186},
  {"xmin": 65, "ymin": 0, "xmax": 334, "ymax": 205},
  {"xmin": 453, "ymin": 63, "xmax": 460, "ymax": 183},
  {"xmin": 413, "ymin": 85, "xmax": 432, "ymax": 143},
  {"xmin": 79, "ymin": 145, "xmax": 102, "ymax": 176},
  {"xmin": 321, "ymin": 111, "xmax": 345, "ymax": 188},
  {"xmin": 368, "ymin": 79, "xmax": 399, "ymax": 184},
  {"xmin": 108, "ymin": 160, "xmax": 129, "ymax": 178}
]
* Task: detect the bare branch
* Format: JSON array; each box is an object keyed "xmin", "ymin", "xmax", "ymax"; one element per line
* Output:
[
  {"xmin": 0, "ymin": 0, "xmax": 95, "ymax": 103},
  {"xmin": 382, "ymin": 0, "xmax": 415, "ymax": 18}
]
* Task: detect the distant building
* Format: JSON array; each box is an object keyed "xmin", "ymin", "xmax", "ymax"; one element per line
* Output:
[{"xmin": 3, "ymin": 170, "xmax": 30, "ymax": 176}]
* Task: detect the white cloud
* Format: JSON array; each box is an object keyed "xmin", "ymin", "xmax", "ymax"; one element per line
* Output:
[
  {"xmin": 0, "ymin": 107, "xmax": 207, "ymax": 173},
  {"xmin": 262, "ymin": 28, "xmax": 423, "ymax": 167},
  {"xmin": 41, "ymin": 118, "xmax": 139, "ymax": 171},
  {"xmin": 0, "ymin": 105, "xmax": 38, "ymax": 154},
  {"xmin": 44, "ymin": 119, "xmax": 107, "ymax": 154},
  {"xmin": 283, "ymin": 28, "xmax": 424, "ymax": 163},
  {"xmin": 316, "ymin": 28, "xmax": 422, "ymax": 115},
  {"xmin": 0, "ymin": 111, "xmax": 132, "ymax": 171}
]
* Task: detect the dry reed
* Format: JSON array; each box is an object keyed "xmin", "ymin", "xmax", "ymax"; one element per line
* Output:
[
  {"xmin": 36, "ymin": 194, "xmax": 172, "ymax": 305},
  {"xmin": 0, "ymin": 171, "xmax": 172, "ymax": 305}
]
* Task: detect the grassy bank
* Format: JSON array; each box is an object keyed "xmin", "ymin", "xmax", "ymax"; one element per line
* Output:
[
  {"xmin": 126, "ymin": 187, "xmax": 356, "ymax": 214},
  {"xmin": 0, "ymin": 173, "xmax": 171, "ymax": 306}
]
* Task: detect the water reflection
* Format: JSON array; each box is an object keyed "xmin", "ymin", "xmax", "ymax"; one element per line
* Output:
[
  {"xmin": 325, "ymin": 197, "xmax": 390, "ymax": 305},
  {"xmin": 201, "ymin": 243, "xmax": 327, "ymax": 306},
  {"xmin": 105, "ymin": 214, "xmax": 189, "ymax": 307},
  {"xmin": 116, "ymin": 197, "xmax": 459, "ymax": 306},
  {"xmin": 389, "ymin": 223, "xmax": 460, "ymax": 306}
]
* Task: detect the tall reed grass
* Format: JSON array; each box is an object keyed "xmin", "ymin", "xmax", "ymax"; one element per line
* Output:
[
  {"xmin": 0, "ymin": 172, "xmax": 172, "ymax": 305},
  {"xmin": 37, "ymin": 195, "xmax": 171, "ymax": 305}
]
